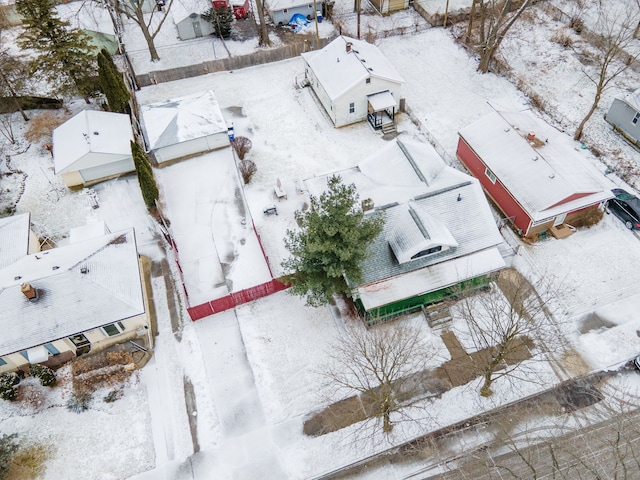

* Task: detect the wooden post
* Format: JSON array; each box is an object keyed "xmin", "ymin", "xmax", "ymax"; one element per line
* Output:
[{"xmin": 443, "ymin": 0, "xmax": 450, "ymax": 28}]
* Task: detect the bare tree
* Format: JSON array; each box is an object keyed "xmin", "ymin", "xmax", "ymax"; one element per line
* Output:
[
  {"xmin": 231, "ymin": 136, "xmax": 252, "ymax": 160},
  {"xmin": 104, "ymin": 0, "xmax": 175, "ymax": 62},
  {"xmin": 574, "ymin": 5, "xmax": 640, "ymax": 141},
  {"xmin": 254, "ymin": 0, "xmax": 271, "ymax": 47},
  {"xmin": 0, "ymin": 114, "xmax": 16, "ymax": 144},
  {"xmin": 465, "ymin": 0, "xmax": 535, "ymax": 73},
  {"xmin": 455, "ymin": 269, "xmax": 560, "ymax": 397},
  {"xmin": 322, "ymin": 323, "xmax": 443, "ymax": 437}
]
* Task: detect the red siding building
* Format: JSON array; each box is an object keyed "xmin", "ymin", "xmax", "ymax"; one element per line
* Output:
[{"xmin": 457, "ymin": 111, "xmax": 614, "ymax": 239}]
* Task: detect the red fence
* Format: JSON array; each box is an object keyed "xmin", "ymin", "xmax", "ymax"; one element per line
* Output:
[{"xmin": 187, "ymin": 278, "xmax": 289, "ymax": 321}]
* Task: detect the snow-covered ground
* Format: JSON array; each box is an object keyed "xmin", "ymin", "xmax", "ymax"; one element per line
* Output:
[{"xmin": 2, "ymin": 0, "xmax": 640, "ymax": 478}]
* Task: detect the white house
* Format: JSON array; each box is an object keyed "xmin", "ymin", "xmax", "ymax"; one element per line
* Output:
[
  {"xmin": 55, "ymin": 1, "xmax": 118, "ymax": 53},
  {"xmin": 302, "ymin": 36, "xmax": 404, "ymax": 129},
  {"xmin": 53, "ymin": 110, "xmax": 135, "ymax": 188},
  {"xmin": 267, "ymin": 0, "xmax": 322, "ymax": 26},
  {"xmin": 140, "ymin": 90, "xmax": 230, "ymax": 165},
  {"xmin": 0, "ymin": 214, "xmax": 151, "ymax": 375},
  {"xmin": 303, "ymin": 137, "xmax": 505, "ymax": 324},
  {"xmin": 605, "ymin": 88, "xmax": 640, "ymax": 148}
]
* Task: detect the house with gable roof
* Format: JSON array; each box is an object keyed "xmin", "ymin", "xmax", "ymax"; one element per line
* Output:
[
  {"xmin": 267, "ymin": 0, "xmax": 322, "ymax": 26},
  {"xmin": 303, "ymin": 137, "xmax": 505, "ymax": 323},
  {"xmin": 605, "ymin": 88, "xmax": 640, "ymax": 148},
  {"xmin": 53, "ymin": 110, "xmax": 135, "ymax": 188},
  {"xmin": 0, "ymin": 213, "xmax": 152, "ymax": 375},
  {"xmin": 140, "ymin": 90, "xmax": 230, "ymax": 165},
  {"xmin": 301, "ymin": 36, "xmax": 404, "ymax": 130},
  {"xmin": 457, "ymin": 111, "xmax": 614, "ymax": 240}
]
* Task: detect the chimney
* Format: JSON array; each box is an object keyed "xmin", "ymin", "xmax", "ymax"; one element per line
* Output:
[
  {"xmin": 346, "ymin": 42, "xmax": 352, "ymax": 53},
  {"xmin": 21, "ymin": 282, "xmax": 37, "ymax": 300},
  {"xmin": 527, "ymin": 131, "xmax": 536, "ymax": 141}
]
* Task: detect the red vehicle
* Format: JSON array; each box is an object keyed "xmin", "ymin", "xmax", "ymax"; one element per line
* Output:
[{"xmin": 211, "ymin": 0, "xmax": 249, "ymax": 19}]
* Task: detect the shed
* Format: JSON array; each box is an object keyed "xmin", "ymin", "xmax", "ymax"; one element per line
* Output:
[
  {"xmin": 173, "ymin": 0, "xmax": 216, "ymax": 40},
  {"xmin": 457, "ymin": 111, "xmax": 614, "ymax": 239},
  {"xmin": 605, "ymin": 88, "xmax": 640, "ymax": 148},
  {"xmin": 53, "ymin": 110, "xmax": 134, "ymax": 188},
  {"xmin": 303, "ymin": 137, "xmax": 505, "ymax": 323},
  {"xmin": 140, "ymin": 90, "xmax": 230, "ymax": 165},
  {"xmin": 369, "ymin": 0, "xmax": 409, "ymax": 15},
  {"xmin": 55, "ymin": 1, "xmax": 118, "ymax": 54},
  {"xmin": 0, "ymin": 219, "xmax": 150, "ymax": 375},
  {"xmin": 302, "ymin": 36, "xmax": 404, "ymax": 129},
  {"xmin": 267, "ymin": 0, "xmax": 322, "ymax": 25}
]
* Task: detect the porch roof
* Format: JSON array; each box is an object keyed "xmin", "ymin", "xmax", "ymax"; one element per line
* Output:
[{"xmin": 368, "ymin": 90, "xmax": 396, "ymax": 112}]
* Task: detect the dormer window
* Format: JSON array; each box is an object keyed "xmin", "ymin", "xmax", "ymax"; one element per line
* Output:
[
  {"xmin": 411, "ymin": 245, "xmax": 442, "ymax": 260},
  {"xmin": 366, "ymin": 78, "xmax": 371, "ymax": 84}
]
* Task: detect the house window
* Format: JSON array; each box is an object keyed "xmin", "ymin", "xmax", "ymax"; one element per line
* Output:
[
  {"xmin": 19, "ymin": 351, "xmax": 28, "ymax": 360},
  {"xmin": 283, "ymin": 8, "xmax": 288, "ymax": 13},
  {"xmin": 44, "ymin": 343, "xmax": 60, "ymax": 355},
  {"xmin": 485, "ymin": 167, "xmax": 497, "ymax": 184},
  {"xmin": 0, "ymin": 358, "xmax": 6, "ymax": 366},
  {"xmin": 633, "ymin": 113, "xmax": 640, "ymax": 125},
  {"xmin": 411, "ymin": 245, "xmax": 442, "ymax": 260},
  {"xmin": 349, "ymin": 102, "xmax": 355, "ymax": 113},
  {"xmin": 366, "ymin": 78, "xmax": 371, "ymax": 84},
  {"xmin": 101, "ymin": 321, "xmax": 126, "ymax": 337}
]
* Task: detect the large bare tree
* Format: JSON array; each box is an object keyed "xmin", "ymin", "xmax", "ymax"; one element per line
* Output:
[
  {"xmin": 455, "ymin": 269, "xmax": 561, "ymax": 397},
  {"xmin": 465, "ymin": 0, "xmax": 535, "ymax": 73},
  {"xmin": 574, "ymin": 5, "xmax": 640, "ymax": 141},
  {"xmin": 105, "ymin": 0, "xmax": 175, "ymax": 62},
  {"xmin": 322, "ymin": 322, "xmax": 443, "ymax": 437}
]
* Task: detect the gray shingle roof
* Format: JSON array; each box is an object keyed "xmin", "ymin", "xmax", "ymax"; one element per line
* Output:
[
  {"xmin": 0, "ymin": 213, "xmax": 30, "ymax": 270},
  {"xmin": 0, "ymin": 226, "xmax": 144, "ymax": 357}
]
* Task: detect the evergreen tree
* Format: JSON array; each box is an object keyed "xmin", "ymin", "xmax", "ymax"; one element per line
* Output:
[
  {"xmin": 97, "ymin": 49, "xmax": 130, "ymax": 113},
  {"xmin": 282, "ymin": 175, "xmax": 384, "ymax": 307},
  {"xmin": 131, "ymin": 141, "xmax": 159, "ymax": 209},
  {"xmin": 204, "ymin": 7, "xmax": 233, "ymax": 39},
  {"xmin": 15, "ymin": 0, "xmax": 97, "ymax": 99}
]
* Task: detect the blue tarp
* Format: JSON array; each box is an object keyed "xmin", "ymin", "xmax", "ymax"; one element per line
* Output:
[{"xmin": 288, "ymin": 13, "xmax": 310, "ymax": 32}]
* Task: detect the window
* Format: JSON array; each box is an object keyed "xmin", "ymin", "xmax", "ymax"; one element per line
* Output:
[
  {"xmin": 411, "ymin": 245, "xmax": 442, "ymax": 260},
  {"xmin": 19, "ymin": 351, "xmax": 28, "ymax": 360},
  {"xmin": 349, "ymin": 102, "xmax": 355, "ymax": 113},
  {"xmin": 485, "ymin": 167, "xmax": 497, "ymax": 184},
  {"xmin": 633, "ymin": 113, "xmax": 640, "ymax": 125},
  {"xmin": 283, "ymin": 8, "xmax": 288, "ymax": 13},
  {"xmin": 0, "ymin": 358, "xmax": 6, "ymax": 366},
  {"xmin": 366, "ymin": 78, "xmax": 371, "ymax": 84},
  {"xmin": 44, "ymin": 343, "xmax": 60, "ymax": 355},
  {"xmin": 101, "ymin": 321, "xmax": 126, "ymax": 337}
]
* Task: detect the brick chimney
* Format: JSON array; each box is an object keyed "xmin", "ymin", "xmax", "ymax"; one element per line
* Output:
[
  {"xmin": 346, "ymin": 42, "xmax": 352, "ymax": 53},
  {"xmin": 21, "ymin": 282, "xmax": 37, "ymax": 300}
]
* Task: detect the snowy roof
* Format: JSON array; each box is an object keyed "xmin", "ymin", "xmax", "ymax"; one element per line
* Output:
[
  {"xmin": 387, "ymin": 202, "xmax": 458, "ymax": 264},
  {"xmin": 458, "ymin": 111, "xmax": 614, "ymax": 221},
  {"xmin": 358, "ymin": 248, "xmax": 505, "ymax": 310},
  {"xmin": 140, "ymin": 90, "xmax": 228, "ymax": 151},
  {"xmin": 54, "ymin": 1, "xmax": 115, "ymax": 35},
  {"xmin": 0, "ymin": 227, "xmax": 145, "ymax": 357},
  {"xmin": 267, "ymin": 0, "xmax": 321, "ymax": 13},
  {"xmin": 0, "ymin": 213, "xmax": 30, "ymax": 270},
  {"xmin": 52, "ymin": 110, "xmax": 134, "ymax": 174},
  {"xmin": 303, "ymin": 136, "xmax": 504, "ymax": 290},
  {"xmin": 171, "ymin": 0, "xmax": 211, "ymax": 23},
  {"xmin": 624, "ymin": 87, "xmax": 640, "ymax": 111},
  {"xmin": 301, "ymin": 36, "xmax": 404, "ymax": 101}
]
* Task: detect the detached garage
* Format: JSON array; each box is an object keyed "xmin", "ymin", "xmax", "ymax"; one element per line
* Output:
[
  {"xmin": 53, "ymin": 110, "xmax": 134, "ymax": 188},
  {"xmin": 141, "ymin": 90, "xmax": 230, "ymax": 165}
]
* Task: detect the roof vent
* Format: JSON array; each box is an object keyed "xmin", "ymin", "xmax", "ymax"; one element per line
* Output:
[
  {"xmin": 93, "ymin": 131, "xmax": 99, "ymax": 135},
  {"xmin": 14, "ymin": 275, "xmax": 21, "ymax": 281},
  {"xmin": 457, "ymin": 193, "xmax": 462, "ymax": 202},
  {"xmin": 346, "ymin": 42, "xmax": 352, "ymax": 53},
  {"xmin": 52, "ymin": 266, "xmax": 59, "ymax": 270},
  {"xmin": 80, "ymin": 266, "xmax": 89, "ymax": 274},
  {"xmin": 21, "ymin": 282, "xmax": 37, "ymax": 300},
  {"xmin": 532, "ymin": 156, "xmax": 538, "ymax": 161},
  {"xmin": 549, "ymin": 173, "xmax": 555, "ymax": 179}
]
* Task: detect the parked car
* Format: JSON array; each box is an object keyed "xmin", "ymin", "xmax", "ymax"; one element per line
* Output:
[{"xmin": 607, "ymin": 188, "xmax": 640, "ymax": 230}]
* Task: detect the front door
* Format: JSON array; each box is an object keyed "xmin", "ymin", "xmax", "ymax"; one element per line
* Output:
[
  {"xmin": 553, "ymin": 213, "xmax": 567, "ymax": 227},
  {"xmin": 192, "ymin": 21, "xmax": 202, "ymax": 38}
]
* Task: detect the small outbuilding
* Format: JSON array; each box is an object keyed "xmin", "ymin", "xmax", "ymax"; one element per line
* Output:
[
  {"xmin": 267, "ymin": 0, "xmax": 322, "ymax": 26},
  {"xmin": 176, "ymin": 12, "xmax": 215, "ymax": 40},
  {"xmin": 53, "ymin": 110, "xmax": 134, "ymax": 188},
  {"xmin": 369, "ymin": 0, "xmax": 409, "ymax": 15},
  {"xmin": 303, "ymin": 137, "xmax": 505, "ymax": 324},
  {"xmin": 457, "ymin": 111, "xmax": 614, "ymax": 240},
  {"xmin": 302, "ymin": 36, "xmax": 404, "ymax": 130},
  {"xmin": 140, "ymin": 90, "xmax": 230, "ymax": 165},
  {"xmin": 605, "ymin": 88, "xmax": 640, "ymax": 148}
]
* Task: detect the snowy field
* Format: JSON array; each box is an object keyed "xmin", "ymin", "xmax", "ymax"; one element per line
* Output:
[{"xmin": 2, "ymin": 0, "xmax": 640, "ymax": 478}]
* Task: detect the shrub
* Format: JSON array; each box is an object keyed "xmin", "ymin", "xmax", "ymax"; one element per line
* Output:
[
  {"xmin": 238, "ymin": 159, "xmax": 257, "ymax": 184},
  {"xmin": 569, "ymin": 17, "xmax": 584, "ymax": 34},
  {"xmin": 5, "ymin": 443, "xmax": 51, "ymax": 479},
  {"xmin": 66, "ymin": 392, "xmax": 92, "ymax": 414},
  {"xmin": 24, "ymin": 111, "xmax": 70, "ymax": 143},
  {"xmin": 0, "ymin": 374, "xmax": 18, "ymax": 401},
  {"xmin": 29, "ymin": 364, "xmax": 56, "ymax": 387},
  {"xmin": 231, "ymin": 136, "xmax": 252, "ymax": 160},
  {"xmin": 551, "ymin": 29, "xmax": 574, "ymax": 48},
  {"xmin": 0, "ymin": 434, "xmax": 19, "ymax": 480}
]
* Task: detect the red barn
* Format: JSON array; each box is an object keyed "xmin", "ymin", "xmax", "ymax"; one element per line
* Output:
[{"xmin": 457, "ymin": 111, "xmax": 614, "ymax": 240}]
